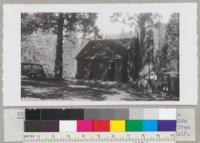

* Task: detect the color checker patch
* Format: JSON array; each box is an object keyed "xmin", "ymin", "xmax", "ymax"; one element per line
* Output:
[
  {"xmin": 110, "ymin": 120, "xmax": 125, "ymax": 132},
  {"xmin": 158, "ymin": 120, "xmax": 176, "ymax": 131},
  {"xmin": 126, "ymin": 120, "xmax": 143, "ymax": 131},
  {"xmin": 93, "ymin": 120, "xmax": 109, "ymax": 132},
  {"xmin": 143, "ymin": 120, "xmax": 158, "ymax": 131},
  {"xmin": 77, "ymin": 120, "xmax": 93, "ymax": 132},
  {"xmin": 59, "ymin": 120, "xmax": 76, "ymax": 132}
]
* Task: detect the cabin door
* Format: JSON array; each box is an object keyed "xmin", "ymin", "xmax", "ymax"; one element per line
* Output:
[{"xmin": 108, "ymin": 61, "xmax": 115, "ymax": 81}]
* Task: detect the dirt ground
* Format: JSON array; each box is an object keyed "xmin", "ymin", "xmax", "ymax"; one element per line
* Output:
[{"xmin": 21, "ymin": 78, "xmax": 179, "ymax": 101}]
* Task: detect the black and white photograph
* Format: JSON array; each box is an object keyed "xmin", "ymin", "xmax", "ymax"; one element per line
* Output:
[
  {"xmin": 21, "ymin": 12, "xmax": 179, "ymax": 101},
  {"xmin": 3, "ymin": 4, "xmax": 197, "ymax": 105}
]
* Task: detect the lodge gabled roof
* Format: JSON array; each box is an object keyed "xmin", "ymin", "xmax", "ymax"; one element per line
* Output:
[{"xmin": 76, "ymin": 38, "xmax": 137, "ymax": 60}]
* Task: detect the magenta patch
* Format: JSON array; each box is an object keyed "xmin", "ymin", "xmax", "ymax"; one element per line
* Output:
[{"xmin": 77, "ymin": 120, "xmax": 93, "ymax": 132}]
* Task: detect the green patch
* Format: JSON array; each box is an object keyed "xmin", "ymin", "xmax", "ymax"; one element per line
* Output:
[{"xmin": 126, "ymin": 120, "xmax": 143, "ymax": 131}]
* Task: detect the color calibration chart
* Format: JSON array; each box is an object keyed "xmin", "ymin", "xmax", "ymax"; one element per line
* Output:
[{"xmin": 23, "ymin": 108, "xmax": 178, "ymax": 143}]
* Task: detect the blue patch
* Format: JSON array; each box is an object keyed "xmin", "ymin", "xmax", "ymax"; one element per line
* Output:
[{"xmin": 143, "ymin": 120, "xmax": 158, "ymax": 131}]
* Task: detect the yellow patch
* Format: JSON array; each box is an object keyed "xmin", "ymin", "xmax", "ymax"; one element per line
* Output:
[{"xmin": 110, "ymin": 120, "xmax": 125, "ymax": 132}]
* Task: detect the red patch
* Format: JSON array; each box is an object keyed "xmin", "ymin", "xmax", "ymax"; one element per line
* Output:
[{"xmin": 93, "ymin": 120, "xmax": 110, "ymax": 132}]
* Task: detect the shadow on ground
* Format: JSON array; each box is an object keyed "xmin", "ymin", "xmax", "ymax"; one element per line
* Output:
[
  {"xmin": 21, "ymin": 79, "xmax": 179, "ymax": 101},
  {"xmin": 21, "ymin": 79, "xmax": 118, "ymax": 100}
]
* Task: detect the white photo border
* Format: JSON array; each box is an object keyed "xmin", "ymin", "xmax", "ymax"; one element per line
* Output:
[{"xmin": 3, "ymin": 3, "xmax": 198, "ymax": 106}]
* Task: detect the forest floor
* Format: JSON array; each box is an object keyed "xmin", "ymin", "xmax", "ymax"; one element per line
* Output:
[{"xmin": 21, "ymin": 78, "xmax": 179, "ymax": 101}]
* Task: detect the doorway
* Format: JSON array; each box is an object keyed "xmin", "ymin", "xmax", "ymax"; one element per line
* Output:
[{"xmin": 107, "ymin": 61, "xmax": 115, "ymax": 81}]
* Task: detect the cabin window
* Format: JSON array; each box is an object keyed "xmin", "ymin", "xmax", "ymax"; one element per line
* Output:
[
  {"xmin": 32, "ymin": 65, "xmax": 42, "ymax": 70},
  {"xmin": 22, "ymin": 65, "xmax": 31, "ymax": 70}
]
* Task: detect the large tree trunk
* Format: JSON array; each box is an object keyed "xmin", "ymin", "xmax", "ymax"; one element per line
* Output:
[
  {"xmin": 54, "ymin": 13, "xmax": 64, "ymax": 80},
  {"xmin": 134, "ymin": 37, "xmax": 140, "ymax": 79},
  {"xmin": 139, "ymin": 25, "xmax": 145, "ymax": 70}
]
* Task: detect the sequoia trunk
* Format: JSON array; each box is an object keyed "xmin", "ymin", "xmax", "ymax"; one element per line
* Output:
[{"xmin": 54, "ymin": 13, "xmax": 64, "ymax": 80}]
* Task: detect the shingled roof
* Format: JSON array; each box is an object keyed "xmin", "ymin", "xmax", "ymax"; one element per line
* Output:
[{"xmin": 76, "ymin": 38, "xmax": 136, "ymax": 60}]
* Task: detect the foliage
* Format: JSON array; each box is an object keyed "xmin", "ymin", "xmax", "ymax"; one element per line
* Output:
[
  {"xmin": 110, "ymin": 12, "xmax": 179, "ymax": 80},
  {"xmin": 165, "ymin": 13, "xmax": 179, "ymax": 72},
  {"xmin": 111, "ymin": 13, "xmax": 154, "ymax": 78},
  {"xmin": 21, "ymin": 12, "xmax": 100, "ymax": 79},
  {"xmin": 21, "ymin": 33, "xmax": 57, "ymax": 76},
  {"xmin": 22, "ymin": 13, "xmax": 100, "ymax": 40}
]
